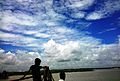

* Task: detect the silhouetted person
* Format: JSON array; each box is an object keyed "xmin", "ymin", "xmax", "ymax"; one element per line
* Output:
[
  {"xmin": 0, "ymin": 72, "xmax": 2, "ymax": 79},
  {"xmin": 43, "ymin": 66, "xmax": 54, "ymax": 81},
  {"xmin": 22, "ymin": 58, "xmax": 47, "ymax": 81},
  {"xmin": 2, "ymin": 70, "xmax": 8, "ymax": 79},
  {"xmin": 59, "ymin": 71, "xmax": 66, "ymax": 81}
]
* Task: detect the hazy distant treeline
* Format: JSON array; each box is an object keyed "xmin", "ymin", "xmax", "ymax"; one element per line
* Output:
[{"xmin": 7, "ymin": 67, "xmax": 120, "ymax": 76}]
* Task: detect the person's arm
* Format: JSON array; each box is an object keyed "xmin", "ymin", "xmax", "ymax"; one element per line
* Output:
[
  {"xmin": 20, "ymin": 69, "xmax": 31, "ymax": 79},
  {"xmin": 10, "ymin": 69, "xmax": 31, "ymax": 81}
]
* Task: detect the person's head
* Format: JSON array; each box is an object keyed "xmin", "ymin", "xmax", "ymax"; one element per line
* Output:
[
  {"xmin": 59, "ymin": 71, "xmax": 66, "ymax": 80},
  {"xmin": 35, "ymin": 58, "xmax": 41, "ymax": 65}
]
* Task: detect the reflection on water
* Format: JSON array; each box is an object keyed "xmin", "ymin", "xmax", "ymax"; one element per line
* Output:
[{"xmin": 2, "ymin": 69, "xmax": 120, "ymax": 81}]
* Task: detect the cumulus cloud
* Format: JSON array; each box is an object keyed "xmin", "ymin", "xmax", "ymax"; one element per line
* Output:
[
  {"xmin": 0, "ymin": 37, "xmax": 120, "ymax": 71},
  {"xmin": 42, "ymin": 39, "xmax": 120, "ymax": 69},
  {"xmin": 0, "ymin": 49, "xmax": 41, "ymax": 72}
]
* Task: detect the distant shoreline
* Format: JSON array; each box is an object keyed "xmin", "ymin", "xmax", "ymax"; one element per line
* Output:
[
  {"xmin": 51, "ymin": 67, "xmax": 120, "ymax": 73},
  {"xmin": 6, "ymin": 67, "xmax": 120, "ymax": 76}
]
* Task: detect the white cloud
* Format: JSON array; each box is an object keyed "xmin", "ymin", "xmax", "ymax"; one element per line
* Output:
[
  {"xmin": 0, "ymin": 49, "xmax": 5, "ymax": 53},
  {"xmin": 34, "ymin": 33, "xmax": 50, "ymax": 38},
  {"xmin": 16, "ymin": 0, "xmax": 33, "ymax": 3},
  {"xmin": 52, "ymin": 0, "xmax": 95, "ymax": 19},
  {"xmin": 0, "ymin": 38, "xmax": 120, "ymax": 71},
  {"xmin": 24, "ymin": 30, "xmax": 38, "ymax": 35},
  {"xmin": 86, "ymin": 12, "xmax": 102, "ymax": 20},
  {"xmin": 70, "ymin": 11, "xmax": 86, "ymax": 19},
  {"xmin": 1, "ymin": 10, "xmax": 38, "ymax": 27},
  {"xmin": 0, "ymin": 31, "xmax": 39, "ymax": 48},
  {"xmin": 0, "ymin": 51, "xmax": 18, "ymax": 66},
  {"xmin": 0, "ymin": 26, "xmax": 82, "ymax": 50},
  {"xmin": 42, "ymin": 39, "xmax": 120, "ymax": 69},
  {"xmin": 0, "ymin": 24, "xmax": 87, "ymax": 51},
  {"xmin": 0, "ymin": 0, "xmax": 91, "ymax": 45},
  {"xmin": 98, "ymin": 28, "xmax": 117, "ymax": 34},
  {"xmin": 0, "ymin": 49, "xmax": 41, "ymax": 72},
  {"xmin": 66, "ymin": 0, "xmax": 95, "ymax": 9},
  {"xmin": 51, "ymin": 0, "xmax": 120, "ymax": 20},
  {"xmin": 86, "ymin": 0, "xmax": 120, "ymax": 20}
]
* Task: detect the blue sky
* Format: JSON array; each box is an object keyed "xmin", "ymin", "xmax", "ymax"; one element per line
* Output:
[{"xmin": 0, "ymin": 0, "xmax": 120, "ymax": 71}]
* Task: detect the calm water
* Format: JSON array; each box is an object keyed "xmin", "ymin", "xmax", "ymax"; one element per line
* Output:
[{"xmin": 2, "ymin": 69, "xmax": 120, "ymax": 81}]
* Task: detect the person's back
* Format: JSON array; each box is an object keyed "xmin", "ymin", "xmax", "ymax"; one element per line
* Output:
[
  {"xmin": 59, "ymin": 71, "xmax": 66, "ymax": 81},
  {"xmin": 30, "ymin": 65, "xmax": 42, "ymax": 81},
  {"xmin": 30, "ymin": 58, "xmax": 42, "ymax": 81}
]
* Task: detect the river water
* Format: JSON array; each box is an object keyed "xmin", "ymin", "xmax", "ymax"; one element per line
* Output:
[{"xmin": 1, "ymin": 68, "xmax": 120, "ymax": 81}]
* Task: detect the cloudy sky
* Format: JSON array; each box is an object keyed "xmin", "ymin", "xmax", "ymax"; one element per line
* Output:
[{"xmin": 0, "ymin": 0, "xmax": 120, "ymax": 71}]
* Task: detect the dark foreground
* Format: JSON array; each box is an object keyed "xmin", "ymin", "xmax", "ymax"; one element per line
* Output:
[{"xmin": 1, "ymin": 68, "xmax": 120, "ymax": 81}]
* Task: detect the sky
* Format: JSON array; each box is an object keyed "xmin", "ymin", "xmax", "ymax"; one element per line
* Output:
[{"xmin": 0, "ymin": 0, "xmax": 120, "ymax": 72}]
